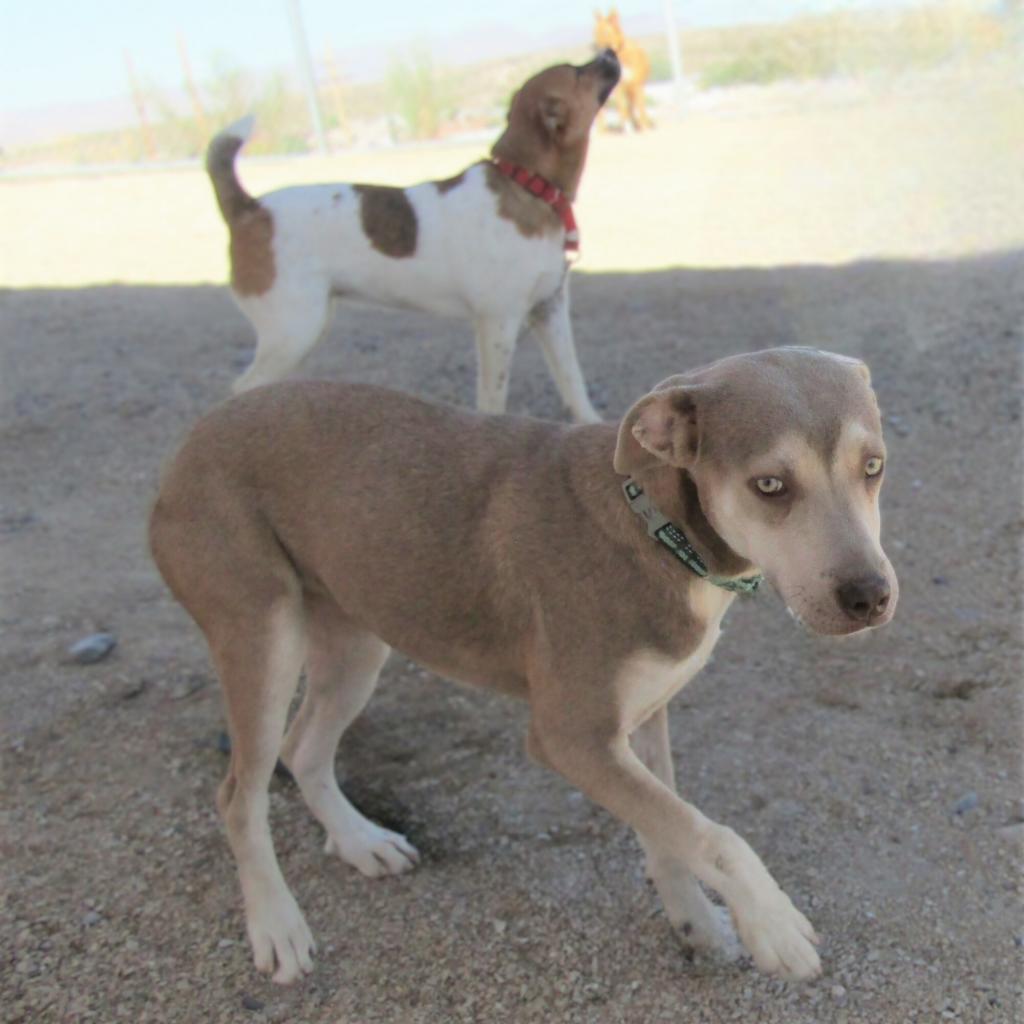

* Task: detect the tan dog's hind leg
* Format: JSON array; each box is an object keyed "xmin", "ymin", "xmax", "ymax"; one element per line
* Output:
[
  {"xmin": 531, "ymin": 707, "xmax": 821, "ymax": 981},
  {"xmin": 213, "ymin": 599, "xmax": 316, "ymax": 984},
  {"xmin": 630, "ymin": 708, "xmax": 741, "ymax": 961},
  {"xmin": 279, "ymin": 596, "xmax": 419, "ymax": 877},
  {"xmin": 530, "ymin": 282, "xmax": 601, "ymax": 423}
]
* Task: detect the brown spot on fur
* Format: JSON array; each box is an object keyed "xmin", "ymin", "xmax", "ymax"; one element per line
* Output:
[
  {"xmin": 434, "ymin": 170, "xmax": 466, "ymax": 195},
  {"xmin": 230, "ymin": 206, "xmax": 276, "ymax": 297},
  {"xmin": 354, "ymin": 184, "xmax": 417, "ymax": 258},
  {"xmin": 483, "ymin": 163, "xmax": 561, "ymax": 241}
]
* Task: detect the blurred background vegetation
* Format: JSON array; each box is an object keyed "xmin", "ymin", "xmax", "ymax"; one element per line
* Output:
[{"xmin": 6, "ymin": 2, "xmax": 1020, "ymax": 168}]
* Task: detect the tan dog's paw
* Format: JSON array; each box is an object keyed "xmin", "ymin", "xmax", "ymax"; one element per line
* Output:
[
  {"xmin": 733, "ymin": 892, "xmax": 821, "ymax": 981},
  {"xmin": 676, "ymin": 902, "xmax": 743, "ymax": 963},
  {"xmin": 325, "ymin": 822, "xmax": 420, "ymax": 878},
  {"xmin": 246, "ymin": 891, "xmax": 316, "ymax": 985}
]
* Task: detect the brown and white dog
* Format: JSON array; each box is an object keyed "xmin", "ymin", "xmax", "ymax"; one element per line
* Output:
[
  {"xmin": 150, "ymin": 346, "xmax": 897, "ymax": 985},
  {"xmin": 206, "ymin": 52, "xmax": 620, "ymax": 422}
]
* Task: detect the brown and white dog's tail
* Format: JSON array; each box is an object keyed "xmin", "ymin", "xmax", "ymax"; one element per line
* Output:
[{"xmin": 206, "ymin": 115, "xmax": 257, "ymax": 224}]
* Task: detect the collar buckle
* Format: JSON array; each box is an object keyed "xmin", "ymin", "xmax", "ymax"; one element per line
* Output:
[{"xmin": 622, "ymin": 478, "xmax": 764, "ymax": 595}]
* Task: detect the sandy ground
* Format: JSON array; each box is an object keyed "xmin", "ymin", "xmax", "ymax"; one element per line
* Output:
[{"xmin": 2, "ymin": 74, "xmax": 1022, "ymax": 1023}]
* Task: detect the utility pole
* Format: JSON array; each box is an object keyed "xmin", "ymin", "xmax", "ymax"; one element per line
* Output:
[
  {"xmin": 285, "ymin": 0, "xmax": 329, "ymax": 155},
  {"xmin": 662, "ymin": 0, "xmax": 686, "ymax": 110}
]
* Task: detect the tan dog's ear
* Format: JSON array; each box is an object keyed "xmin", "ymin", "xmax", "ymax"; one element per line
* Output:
[
  {"xmin": 613, "ymin": 385, "xmax": 700, "ymax": 475},
  {"xmin": 539, "ymin": 95, "xmax": 569, "ymax": 138}
]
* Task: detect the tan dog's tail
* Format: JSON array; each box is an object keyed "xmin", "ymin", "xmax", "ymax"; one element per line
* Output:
[{"xmin": 206, "ymin": 115, "xmax": 257, "ymax": 223}]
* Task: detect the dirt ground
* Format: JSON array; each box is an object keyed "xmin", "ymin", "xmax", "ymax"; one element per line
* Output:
[{"xmin": 2, "ymin": 75, "xmax": 1022, "ymax": 1023}]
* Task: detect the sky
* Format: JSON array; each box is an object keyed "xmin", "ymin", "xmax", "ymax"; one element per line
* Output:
[{"xmin": 2, "ymin": 0, "xmax": 935, "ymax": 112}]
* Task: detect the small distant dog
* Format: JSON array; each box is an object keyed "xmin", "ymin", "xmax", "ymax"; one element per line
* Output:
[
  {"xmin": 205, "ymin": 51, "xmax": 620, "ymax": 422},
  {"xmin": 150, "ymin": 346, "xmax": 897, "ymax": 985},
  {"xmin": 594, "ymin": 9, "xmax": 652, "ymax": 132}
]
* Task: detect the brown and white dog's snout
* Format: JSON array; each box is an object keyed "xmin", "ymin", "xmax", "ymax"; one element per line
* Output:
[{"xmin": 587, "ymin": 48, "xmax": 621, "ymax": 101}]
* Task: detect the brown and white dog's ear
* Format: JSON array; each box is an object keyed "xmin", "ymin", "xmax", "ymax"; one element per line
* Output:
[
  {"xmin": 539, "ymin": 96, "xmax": 569, "ymax": 139},
  {"xmin": 613, "ymin": 385, "xmax": 701, "ymax": 475}
]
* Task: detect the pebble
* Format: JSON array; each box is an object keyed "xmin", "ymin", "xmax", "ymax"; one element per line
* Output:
[
  {"xmin": 831, "ymin": 984, "xmax": 848, "ymax": 1003},
  {"xmin": 997, "ymin": 823, "xmax": 1024, "ymax": 843},
  {"xmin": 68, "ymin": 632, "xmax": 116, "ymax": 664},
  {"xmin": 82, "ymin": 911, "xmax": 101, "ymax": 927},
  {"xmin": 951, "ymin": 792, "xmax": 979, "ymax": 816},
  {"xmin": 170, "ymin": 674, "xmax": 206, "ymax": 700},
  {"xmin": 241, "ymin": 994, "xmax": 264, "ymax": 1012}
]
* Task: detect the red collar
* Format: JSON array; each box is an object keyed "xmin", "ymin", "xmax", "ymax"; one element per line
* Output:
[{"xmin": 491, "ymin": 158, "xmax": 579, "ymax": 254}]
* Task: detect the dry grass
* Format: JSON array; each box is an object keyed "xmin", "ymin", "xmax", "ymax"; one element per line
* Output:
[{"xmin": 2, "ymin": 71, "xmax": 1021, "ymax": 288}]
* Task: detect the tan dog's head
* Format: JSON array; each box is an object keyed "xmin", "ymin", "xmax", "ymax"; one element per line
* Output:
[
  {"xmin": 614, "ymin": 348, "xmax": 898, "ymax": 636},
  {"xmin": 594, "ymin": 9, "xmax": 625, "ymax": 53},
  {"xmin": 493, "ymin": 51, "xmax": 620, "ymax": 197}
]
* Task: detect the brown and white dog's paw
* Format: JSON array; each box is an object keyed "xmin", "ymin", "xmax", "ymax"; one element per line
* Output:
[{"xmin": 325, "ymin": 822, "xmax": 420, "ymax": 878}]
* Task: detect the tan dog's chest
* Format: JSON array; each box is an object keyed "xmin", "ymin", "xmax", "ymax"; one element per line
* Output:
[{"xmin": 616, "ymin": 585, "xmax": 733, "ymax": 733}]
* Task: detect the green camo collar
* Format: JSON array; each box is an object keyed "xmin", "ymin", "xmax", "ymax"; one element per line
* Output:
[{"xmin": 622, "ymin": 478, "xmax": 764, "ymax": 595}]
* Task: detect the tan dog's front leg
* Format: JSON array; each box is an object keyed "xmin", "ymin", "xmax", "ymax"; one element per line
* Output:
[
  {"xmin": 630, "ymin": 708, "xmax": 741, "ymax": 961},
  {"xmin": 531, "ymin": 715, "xmax": 821, "ymax": 981}
]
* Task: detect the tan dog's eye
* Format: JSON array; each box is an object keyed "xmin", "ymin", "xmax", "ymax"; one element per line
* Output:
[
  {"xmin": 865, "ymin": 457, "xmax": 884, "ymax": 477},
  {"xmin": 755, "ymin": 477, "xmax": 786, "ymax": 496}
]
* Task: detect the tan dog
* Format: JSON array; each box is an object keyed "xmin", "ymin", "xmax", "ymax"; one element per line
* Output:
[
  {"xmin": 593, "ymin": 9, "xmax": 652, "ymax": 132},
  {"xmin": 149, "ymin": 347, "xmax": 897, "ymax": 984},
  {"xmin": 207, "ymin": 52, "xmax": 619, "ymax": 422}
]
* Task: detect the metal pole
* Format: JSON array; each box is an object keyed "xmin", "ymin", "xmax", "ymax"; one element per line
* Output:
[
  {"xmin": 662, "ymin": 0, "xmax": 686, "ymax": 110},
  {"xmin": 285, "ymin": 0, "xmax": 329, "ymax": 154}
]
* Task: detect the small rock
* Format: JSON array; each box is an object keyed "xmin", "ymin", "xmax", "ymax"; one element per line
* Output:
[
  {"xmin": 997, "ymin": 823, "xmax": 1024, "ymax": 844},
  {"xmin": 931, "ymin": 575, "xmax": 949, "ymax": 586},
  {"xmin": 117, "ymin": 678, "xmax": 147, "ymax": 701},
  {"xmin": 831, "ymin": 984, "xmax": 847, "ymax": 1003},
  {"xmin": 68, "ymin": 633, "xmax": 116, "ymax": 665},
  {"xmin": 82, "ymin": 911, "xmax": 101, "ymax": 927},
  {"xmin": 951, "ymin": 792, "xmax": 979, "ymax": 816},
  {"xmin": 170, "ymin": 674, "xmax": 207, "ymax": 700},
  {"xmin": 241, "ymin": 994, "xmax": 264, "ymax": 1012},
  {"xmin": 492, "ymin": 919, "xmax": 508, "ymax": 935},
  {"xmin": 1013, "ymin": 934, "xmax": 1023, "ymax": 948},
  {"xmin": 217, "ymin": 938, "xmax": 234, "ymax": 949}
]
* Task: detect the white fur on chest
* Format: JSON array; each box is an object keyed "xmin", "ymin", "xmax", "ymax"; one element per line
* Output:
[{"xmin": 617, "ymin": 585, "xmax": 733, "ymax": 734}]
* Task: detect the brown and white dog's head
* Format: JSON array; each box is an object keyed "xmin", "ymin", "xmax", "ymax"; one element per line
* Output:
[
  {"xmin": 614, "ymin": 347, "xmax": 899, "ymax": 636},
  {"xmin": 492, "ymin": 50, "xmax": 619, "ymax": 198}
]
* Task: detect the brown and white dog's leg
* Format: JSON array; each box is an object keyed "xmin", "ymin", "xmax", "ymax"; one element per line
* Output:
[
  {"xmin": 214, "ymin": 599, "xmax": 315, "ymax": 984},
  {"xmin": 472, "ymin": 316, "xmax": 521, "ymax": 414},
  {"xmin": 530, "ymin": 706, "xmax": 821, "ymax": 981},
  {"xmin": 279, "ymin": 596, "xmax": 419, "ymax": 877},
  {"xmin": 232, "ymin": 283, "xmax": 332, "ymax": 393},
  {"xmin": 630, "ymin": 708, "xmax": 741, "ymax": 961},
  {"xmin": 530, "ymin": 282, "xmax": 601, "ymax": 423}
]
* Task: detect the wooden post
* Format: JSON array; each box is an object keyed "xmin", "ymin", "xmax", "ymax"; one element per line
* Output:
[
  {"xmin": 123, "ymin": 50, "xmax": 157, "ymax": 160},
  {"xmin": 176, "ymin": 32, "xmax": 209, "ymax": 139}
]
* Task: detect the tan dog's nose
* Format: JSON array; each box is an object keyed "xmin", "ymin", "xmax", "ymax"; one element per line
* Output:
[{"xmin": 835, "ymin": 575, "xmax": 891, "ymax": 623}]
